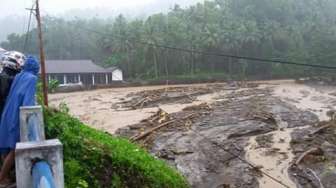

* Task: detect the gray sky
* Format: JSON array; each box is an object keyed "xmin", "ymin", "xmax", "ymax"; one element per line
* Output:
[
  {"xmin": 0, "ymin": 0, "xmax": 203, "ymax": 17},
  {"xmin": 0, "ymin": 0, "xmax": 204, "ymax": 42}
]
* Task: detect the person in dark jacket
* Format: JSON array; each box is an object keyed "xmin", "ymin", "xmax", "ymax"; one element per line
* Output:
[
  {"xmin": 0, "ymin": 56, "xmax": 39, "ymax": 187},
  {"xmin": 0, "ymin": 51, "xmax": 26, "ymax": 115},
  {"xmin": 0, "ymin": 51, "xmax": 25, "ymax": 158}
]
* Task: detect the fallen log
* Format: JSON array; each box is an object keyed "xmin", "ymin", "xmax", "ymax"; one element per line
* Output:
[
  {"xmin": 131, "ymin": 113, "xmax": 196, "ymax": 142},
  {"xmin": 129, "ymin": 96, "xmax": 157, "ymax": 109},
  {"xmin": 130, "ymin": 119, "xmax": 177, "ymax": 141},
  {"xmin": 294, "ymin": 147, "xmax": 323, "ymax": 166},
  {"xmin": 309, "ymin": 124, "xmax": 332, "ymax": 136},
  {"xmin": 131, "ymin": 97, "xmax": 148, "ymax": 109},
  {"xmin": 248, "ymin": 110, "xmax": 275, "ymax": 123},
  {"xmin": 139, "ymin": 97, "xmax": 151, "ymax": 109}
]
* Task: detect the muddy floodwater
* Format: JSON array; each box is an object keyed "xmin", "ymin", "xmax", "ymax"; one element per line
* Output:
[
  {"xmin": 49, "ymin": 83, "xmax": 226, "ymax": 133},
  {"xmin": 50, "ymin": 80, "xmax": 336, "ymax": 188}
]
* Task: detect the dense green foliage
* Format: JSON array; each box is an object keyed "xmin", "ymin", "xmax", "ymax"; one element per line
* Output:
[
  {"xmin": 44, "ymin": 107, "xmax": 189, "ymax": 188},
  {"xmin": 2, "ymin": 0, "xmax": 336, "ymax": 79}
]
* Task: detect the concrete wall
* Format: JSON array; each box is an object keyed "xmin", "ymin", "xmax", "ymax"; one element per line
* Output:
[
  {"xmin": 16, "ymin": 140, "xmax": 64, "ymax": 188},
  {"xmin": 112, "ymin": 69, "xmax": 123, "ymax": 81},
  {"xmin": 16, "ymin": 106, "xmax": 64, "ymax": 188},
  {"xmin": 19, "ymin": 106, "xmax": 45, "ymax": 142}
]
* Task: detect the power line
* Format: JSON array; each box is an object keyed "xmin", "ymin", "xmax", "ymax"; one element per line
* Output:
[{"xmin": 75, "ymin": 25, "xmax": 336, "ymax": 70}]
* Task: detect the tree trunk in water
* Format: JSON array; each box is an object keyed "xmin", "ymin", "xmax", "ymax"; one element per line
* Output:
[
  {"xmin": 164, "ymin": 50, "xmax": 169, "ymax": 77},
  {"xmin": 229, "ymin": 57, "xmax": 233, "ymax": 79},
  {"xmin": 190, "ymin": 47, "xmax": 194, "ymax": 75},
  {"xmin": 153, "ymin": 49, "xmax": 159, "ymax": 78},
  {"xmin": 126, "ymin": 45, "xmax": 130, "ymax": 77}
]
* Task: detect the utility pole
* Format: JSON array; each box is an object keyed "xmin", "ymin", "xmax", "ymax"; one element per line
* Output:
[{"xmin": 35, "ymin": 0, "xmax": 48, "ymax": 106}]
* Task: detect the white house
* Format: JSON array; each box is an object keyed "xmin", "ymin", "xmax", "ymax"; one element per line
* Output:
[
  {"xmin": 108, "ymin": 67, "xmax": 123, "ymax": 81},
  {"xmin": 43, "ymin": 60, "xmax": 123, "ymax": 86}
]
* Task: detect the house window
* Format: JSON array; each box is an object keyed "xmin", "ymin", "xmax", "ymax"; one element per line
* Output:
[{"xmin": 66, "ymin": 74, "xmax": 80, "ymax": 84}]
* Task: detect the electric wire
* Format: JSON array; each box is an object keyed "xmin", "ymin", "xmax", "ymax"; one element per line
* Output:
[{"xmin": 75, "ymin": 25, "xmax": 336, "ymax": 70}]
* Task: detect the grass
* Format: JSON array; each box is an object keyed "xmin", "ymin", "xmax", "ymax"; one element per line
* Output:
[{"xmin": 44, "ymin": 107, "xmax": 189, "ymax": 188}]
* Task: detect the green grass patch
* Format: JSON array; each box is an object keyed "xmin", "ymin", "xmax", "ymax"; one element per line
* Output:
[{"xmin": 44, "ymin": 108, "xmax": 189, "ymax": 188}]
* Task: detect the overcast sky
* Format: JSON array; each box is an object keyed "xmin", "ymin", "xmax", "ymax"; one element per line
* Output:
[
  {"xmin": 0, "ymin": 0, "xmax": 204, "ymax": 17},
  {"xmin": 0, "ymin": 0, "xmax": 205, "ymax": 42}
]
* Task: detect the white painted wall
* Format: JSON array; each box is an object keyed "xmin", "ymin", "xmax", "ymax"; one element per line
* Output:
[
  {"xmin": 63, "ymin": 75, "xmax": 67, "ymax": 84},
  {"xmin": 0, "ymin": 48, "xmax": 5, "ymax": 72},
  {"xmin": 92, "ymin": 74, "xmax": 95, "ymax": 85},
  {"xmin": 112, "ymin": 69, "xmax": 123, "ymax": 81}
]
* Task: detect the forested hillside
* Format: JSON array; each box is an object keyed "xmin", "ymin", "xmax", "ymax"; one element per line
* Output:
[{"xmin": 2, "ymin": 0, "xmax": 336, "ymax": 80}]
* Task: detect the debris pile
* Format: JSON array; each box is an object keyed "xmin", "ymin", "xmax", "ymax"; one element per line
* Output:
[
  {"xmin": 116, "ymin": 85, "xmax": 317, "ymax": 187},
  {"xmin": 113, "ymin": 83, "xmax": 247, "ymax": 110},
  {"xmin": 114, "ymin": 86, "xmax": 214, "ymax": 110},
  {"xmin": 113, "ymin": 81, "xmax": 336, "ymax": 188},
  {"xmin": 117, "ymin": 103, "xmax": 212, "ymax": 147},
  {"xmin": 290, "ymin": 120, "xmax": 336, "ymax": 188}
]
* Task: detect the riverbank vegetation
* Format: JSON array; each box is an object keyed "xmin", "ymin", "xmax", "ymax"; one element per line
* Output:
[{"xmin": 44, "ymin": 107, "xmax": 189, "ymax": 188}]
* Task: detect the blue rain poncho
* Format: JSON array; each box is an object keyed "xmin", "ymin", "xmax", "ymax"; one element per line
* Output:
[{"xmin": 0, "ymin": 56, "xmax": 39, "ymax": 150}]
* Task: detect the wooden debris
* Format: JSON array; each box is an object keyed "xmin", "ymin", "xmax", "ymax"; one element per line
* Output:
[
  {"xmin": 248, "ymin": 111, "xmax": 276, "ymax": 124},
  {"xmin": 294, "ymin": 147, "xmax": 324, "ymax": 166},
  {"xmin": 131, "ymin": 120, "xmax": 175, "ymax": 141},
  {"xmin": 131, "ymin": 113, "xmax": 196, "ymax": 142},
  {"xmin": 116, "ymin": 86, "xmax": 216, "ymax": 110},
  {"xmin": 183, "ymin": 103, "xmax": 212, "ymax": 111},
  {"xmin": 309, "ymin": 124, "xmax": 332, "ymax": 136},
  {"xmin": 132, "ymin": 97, "xmax": 151, "ymax": 109}
]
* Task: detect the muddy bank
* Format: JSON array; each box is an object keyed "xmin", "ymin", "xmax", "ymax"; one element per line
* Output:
[{"xmin": 117, "ymin": 87, "xmax": 318, "ymax": 188}]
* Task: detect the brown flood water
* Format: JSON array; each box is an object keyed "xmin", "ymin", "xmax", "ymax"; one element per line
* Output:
[
  {"xmin": 49, "ymin": 83, "xmax": 227, "ymax": 133},
  {"xmin": 50, "ymin": 80, "xmax": 336, "ymax": 188},
  {"xmin": 246, "ymin": 80, "xmax": 336, "ymax": 188}
]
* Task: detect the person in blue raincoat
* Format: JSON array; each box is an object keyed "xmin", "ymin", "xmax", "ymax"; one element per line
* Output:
[{"xmin": 0, "ymin": 56, "xmax": 39, "ymax": 187}]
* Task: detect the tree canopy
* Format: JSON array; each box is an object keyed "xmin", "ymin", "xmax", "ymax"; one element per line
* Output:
[{"xmin": 2, "ymin": 0, "xmax": 336, "ymax": 80}]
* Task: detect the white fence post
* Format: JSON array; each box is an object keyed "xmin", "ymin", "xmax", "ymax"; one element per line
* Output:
[
  {"xmin": 16, "ymin": 106, "xmax": 64, "ymax": 188},
  {"xmin": 19, "ymin": 106, "xmax": 45, "ymax": 142}
]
